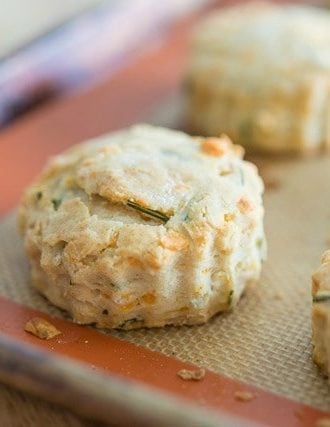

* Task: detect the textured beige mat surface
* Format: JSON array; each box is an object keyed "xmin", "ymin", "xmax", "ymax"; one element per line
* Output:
[{"xmin": 1, "ymin": 154, "xmax": 330, "ymax": 411}]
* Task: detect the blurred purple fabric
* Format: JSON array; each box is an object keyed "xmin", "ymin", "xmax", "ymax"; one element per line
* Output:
[{"xmin": 0, "ymin": 0, "xmax": 209, "ymax": 127}]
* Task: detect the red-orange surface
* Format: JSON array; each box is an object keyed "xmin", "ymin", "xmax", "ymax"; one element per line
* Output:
[
  {"xmin": 0, "ymin": 1, "xmax": 328, "ymax": 425},
  {"xmin": 0, "ymin": 297, "xmax": 328, "ymax": 427}
]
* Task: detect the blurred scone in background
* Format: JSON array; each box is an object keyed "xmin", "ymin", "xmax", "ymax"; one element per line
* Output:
[{"xmin": 186, "ymin": 2, "xmax": 330, "ymax": 154}]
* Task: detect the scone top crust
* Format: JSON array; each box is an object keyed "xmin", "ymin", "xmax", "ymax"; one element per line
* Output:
[
  {"xmin": 192, "ymin": 2, "xmax": 330, "ymax": 74},
  {"xmin": 19, "ymin": 125, "xmax": 265, "ymax": 329},
  {"xmin": 20, "ymin": 125, "xmax": 263, "ymax": 230}
]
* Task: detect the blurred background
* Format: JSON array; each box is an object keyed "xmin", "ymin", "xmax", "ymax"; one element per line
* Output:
[
  {"xmin": 0, "ymin": 0, "xmax": 328, "ymax": 129},
  {"xmin": 0, "ymin": 0, "xmax": 211, "ymax": 127},
  {"xmin": 0, "ymin": 0, "xmax": 102, "ymax": 57}
]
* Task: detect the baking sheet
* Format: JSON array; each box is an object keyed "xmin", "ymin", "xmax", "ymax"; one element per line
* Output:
[
  {"xmin": 1, "ymin": 2, "xmax": 330, "ymax": 424},
  {"xmin": 1, "ymin": 92, "xmax": 330, "ymax": 412}
]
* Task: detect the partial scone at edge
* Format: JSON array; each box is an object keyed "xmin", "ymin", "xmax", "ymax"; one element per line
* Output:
[
  {"xmin": 312, "ymin": 250, "xmax": 330, "ymax": 374},
  {"xmin": 19, "ymin": 125, "xmax": 266, "ymax": 329}
]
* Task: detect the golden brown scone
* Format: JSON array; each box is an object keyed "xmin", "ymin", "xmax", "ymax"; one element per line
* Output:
[
  {"xmin": 19, "ymin": 124, "xmax": 266, "ymax": 329},
  {"xmin": 186, "ymin": 2, "xmax": 330, "ymax": 154}
]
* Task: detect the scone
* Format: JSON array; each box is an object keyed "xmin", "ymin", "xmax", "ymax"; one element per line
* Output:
[
  {"xmin": 312, "ymin": 250, "xmax": 330, "ymax": 375},
  {"xmin": 18, "ymin": 124, "xmax": 266, "ymax": 329},
  {"xmin": 186, "ymin": 2, "xmax": 330, "ymax": 154}
]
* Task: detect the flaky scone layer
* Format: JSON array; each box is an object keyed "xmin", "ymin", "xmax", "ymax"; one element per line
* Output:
[{"xmin": 19, "ymin": 125, "xmax": 265, "ymax": 329}]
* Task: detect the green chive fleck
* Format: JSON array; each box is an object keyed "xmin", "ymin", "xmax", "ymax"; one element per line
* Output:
[
  {"xmin": 52, "ymin": 198, "xmax": 62, "ymax": 211},
  {"xmin": 36, "ymin": 191, "xmax": 43, "ymax": 201},
  {"xmin": 313, "ymin": 294, "xmax": 330, "ymax": 303},
  {"xmin": 227, "ymin": 290, "xmax": 234, "ymax": 306},
  {"xmin": 127, "ymin": 200, "xmax": 169, "ymax": 223}
]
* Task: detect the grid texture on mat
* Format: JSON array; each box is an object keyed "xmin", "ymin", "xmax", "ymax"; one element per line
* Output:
[{"xmin": 1, "ymin": 155, "xmax": 330, "ymax": 411}]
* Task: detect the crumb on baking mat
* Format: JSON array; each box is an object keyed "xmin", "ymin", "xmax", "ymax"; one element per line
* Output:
[
  {"xmin": 234, "ymin": 390, "xmax": 256, "ymax": 402},
  {"xmin": 273, "ymin": 291, "xmax": 284, "ymax": 300},
  {"xmin": 315, "ymin": 418, "xmax": 330, "ymax": 427},
  {"xmin": 177, "ymin": 368, "xmax": 206, "ymax": 381},
  {"xmin": 24, "ymin": 317, "xmax": 62, "ymax": 340},
  {"xmin": 264, "ymin": 177, "xmax": 281, "ymax": 191}
]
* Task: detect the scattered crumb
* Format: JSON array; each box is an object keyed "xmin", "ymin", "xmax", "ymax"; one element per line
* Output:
[
  {"xmin": 177, "ymin": 368, "xmax": 206, "ymax": 381},
  {"xmin": 84, "ymin": 340, "xmax": 89, "ymax": 344},
  {"xmin": 24, "ymin": 317, "xmax": 62, "ymax": 340},
  {"xmin": 315, "ymin": 418, "xmax": 330, "ymax": 427},
  {"xmin": 264, "ymin": 177, "xmax": 281, "ymax": 191},
  {"xmin": 273, "ymin": 292, "xmax": 284, "ymax": 300},
  {"xmin": 234, "ymin": 391, "xmax": 256, "ymax": 402},
  {"xmin": 297, "ymin": 288, "xmax": 306, "ymax": 297},
  {"xmin": 252, "ymin": 292, "xmax": 262, "ymax": 302},
  {"xmin": 254, "ymin": 159, "xmax": 281, "ymax": 192}
]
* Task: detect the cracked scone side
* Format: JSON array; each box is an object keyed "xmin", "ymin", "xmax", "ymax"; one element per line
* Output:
[{"xmin": 18, "ymin": 125, "xmax": 266, "ymax": 329}]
